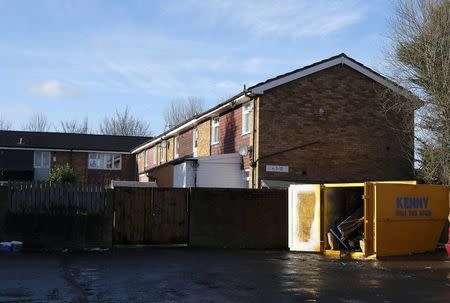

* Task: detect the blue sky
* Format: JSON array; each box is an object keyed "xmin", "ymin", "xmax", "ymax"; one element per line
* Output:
[{"xmin": 0, "ymin": 0, "xmax": 393, "ymax": 134}]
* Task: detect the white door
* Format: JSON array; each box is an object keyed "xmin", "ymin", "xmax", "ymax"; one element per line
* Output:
[{"xmin": 288, "ymin": 184, "xmax": 322, "ymax": 252}]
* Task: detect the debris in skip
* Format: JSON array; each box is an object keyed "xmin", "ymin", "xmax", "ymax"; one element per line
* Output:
[{"xmin": 329, "ymin": 206, "xmax": 364, "ymax": 252}]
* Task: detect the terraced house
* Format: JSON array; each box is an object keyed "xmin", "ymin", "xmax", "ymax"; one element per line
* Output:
[
  {"xmin": 132, "ymin": 54, "xmax": 414, "ymax": 189},
  {"xmin": 0, "ymin": 131, "xmax": 149, "ymax": 184}
]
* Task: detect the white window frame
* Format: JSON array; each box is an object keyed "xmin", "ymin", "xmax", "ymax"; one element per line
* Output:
[
  {"xmin": 174, "ymin": 136, "xmax": 180, "ymax": 159},
  {"xmin": 144, "ymin": 149, "xmax": 149, "ymax": 167},
  {"xmin": 152, "ymin": 146, "xmax": 157, "ymax": 165},
  {"xmin": 193, "ymin": 127, "xmax": 198, "ymax": 157},
  {"xmin": 160, "ymin": 144, "xmax": 166, "ymax": 163},
  {"xmin": 242, "ymin": 103, "xmax": 251, "ymax": 136},
  {"xmin": 211, "ymin": 117, "xmax": 220, "ymax": 145},
  {"xmin": 33, "ymin": 151, "xmax": 51, "ymax": 168},
  {"xmin": 88, "ymin": 153, "xmax": 122, "ymax": 170}
]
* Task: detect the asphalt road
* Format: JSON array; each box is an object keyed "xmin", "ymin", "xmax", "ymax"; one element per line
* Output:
[{"xmin": 0, "ymin": 248, "xmax": 448, "ymax": 302}]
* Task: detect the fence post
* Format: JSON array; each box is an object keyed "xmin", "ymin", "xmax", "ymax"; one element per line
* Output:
[
  {"xmin": 0, "ymin": 185, "xmax": 8, "ymax": 240},
  {"xmin": 106, "ymin": 188, "xmax": 114, "ymax": 248}
]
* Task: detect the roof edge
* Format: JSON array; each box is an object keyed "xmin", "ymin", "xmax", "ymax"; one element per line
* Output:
[
  {"xmin": 131, "ymin": 91, "xmax": 249, "ymax": 154},
  {"xmin": 249, "ymin": 53, "xmax": 411, "ymax": 98},
  {"xmin": 0, "ymin": 129, "xmax": 151, "ymax": 140}
]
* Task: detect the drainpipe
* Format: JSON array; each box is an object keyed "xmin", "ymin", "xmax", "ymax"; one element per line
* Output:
[
  {"xmin": 251, "ymin": 96, "xmax": 257, "ymax": 189},
  {"xmin": 244, "ymin": 89, "xmax": 258, "ymax": 189}
]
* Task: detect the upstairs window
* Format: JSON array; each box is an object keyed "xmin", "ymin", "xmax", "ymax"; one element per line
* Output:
[
  {"xmin": 193, "ymin": 128, "xmax": 198, "ymax": 157},
  {"xmin": 153, "ymin": 146, "xmax": 157, "ymax": 165},
  {"xmin": 34, "ymin": 151, "xmax": 51, "ymax": 168},
  {"xmin": 160, "ymin": 143, "xmax": 166, "ymax": 163},
  {"xmin": 144, "ymin": 149, "xmax": 149, "ymax": 167},
  {"xmin": 88, "ymin": 153, "xmax": 121, "ymax": 170},
  {"xmin": 211, "ymin": 117, "xmax": 220, "ymax": 145},
  {"xmin": 174, "ymin": 136, "xmax": 180, "ymax": 159},
  {"xmin": 242, "ymin": 103, "xmax": 251, "ymax": 135}
]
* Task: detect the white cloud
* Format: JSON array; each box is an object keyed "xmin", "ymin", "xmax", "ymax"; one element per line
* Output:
[
  {"xmin": 29, "ymin": 80, "xmax": 80, "ymax": 98},
  {"xmin": 215, "ymin": 80, "xmax": 241, "ymax": 91},
  {"xmin": 167, "ymin": 0, "xmax": 366, "ymax": 38},
  {"xmin": 15, "ymin": 1, "xmax": 367, "ymax": 103},
  {"xmin": 0, "ymin": 104, "xmax": 32, "ymax": 117}
]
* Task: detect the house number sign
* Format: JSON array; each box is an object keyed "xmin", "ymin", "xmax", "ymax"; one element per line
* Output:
[{"xmin": 266, "ymin": 165, "xmax": 289, "ymax": 173}]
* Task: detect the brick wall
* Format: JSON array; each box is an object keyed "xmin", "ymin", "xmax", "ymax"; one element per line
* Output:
[
  {"xmin": 256, "ymin": 64, "xmax": 414, "ymax": 184},
  {"xmin": 197, "ymin": 120, "xmax": 211, "ymax": 157},
  {"xmin": 147, "ymin": 163, "xmax": 174, "ymax": 187},
  {"xmin": 52, "ymin": 151, "xmax": 88, "ymax": 182},
  {"xmin": 50, "ymin": 151, "xmax": 136, "ymax": 184},
  {"xmin": 211, "ymin": 105, "xmax": 251, "ymax": 169},
  {"xmin": 179, "ymin": 129, "xmax": 193, "ymax": 157},
  {"xmin": 138, "ymin": 144, "xmax": 161, "ymax": 174},
  {"xmin": 167, "ymin": 137, "xmax": 174, "ymax": 162}
]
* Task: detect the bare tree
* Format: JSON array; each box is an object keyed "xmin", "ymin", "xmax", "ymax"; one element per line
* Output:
[
  {"xmin": 99, "ymin": 106, "xmax": 151, "ymax": 136},
  {"xmin": 0, "ymin": 114, "xmax": 12, "ymax": 130},
  {"xmin": 23, "ymin": 113, "xmax": 51, "ymax": 132},
  {"xmin": 164, "ymin": 96, "xmax": 204, "ymax": 128},
  {"xmin": 59, "ymin": 117, "xmax": 89, "ymax": 134},
  {"xmin": 384, "ymin": 0, "xmax": 450, "ymax": 184}
]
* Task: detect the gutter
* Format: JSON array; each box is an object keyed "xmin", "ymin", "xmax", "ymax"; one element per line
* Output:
[
  {"xmin": 131, "ymin": 93, "xmax": 251, "ymax": 154},
  {"xmin": 0, "ymin": 146, "xmax": 129, "ymax": 154}
]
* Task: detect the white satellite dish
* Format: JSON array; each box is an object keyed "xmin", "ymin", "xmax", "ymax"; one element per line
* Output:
[{"xmin": 239, "ymin": 145, "xmax": 249, "ymax": 156}]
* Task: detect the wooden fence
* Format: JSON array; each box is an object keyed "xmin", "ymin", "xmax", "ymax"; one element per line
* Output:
[
  {"xmin": 189, "ymin": 188, "xmax": 288, "ymax": 249},
  {"xmin": 112, "ymin": 187, "xmax": 189, "ymax": 245},
  {"xmin": 0, "ymin": 183, "xmax": 290, "ymax": 250},
  {"xmin": 7, "ymin": 181, "xmax": 106, "ymax": 215}
]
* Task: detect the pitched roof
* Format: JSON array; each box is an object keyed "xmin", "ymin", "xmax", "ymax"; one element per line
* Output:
[
  {"xmin": 0, "ymin": 130, "xmax": 151, "ymax": 153},
  {"xmin": 249, "ymin": 53, "xmax": 408, "ymax": 95},
  {"xmin": 132, "ymin": 53, "xmax": 410, "ymax": 154}
]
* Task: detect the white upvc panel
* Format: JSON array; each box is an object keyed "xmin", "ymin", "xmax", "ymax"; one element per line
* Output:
[{"xmin": 196, "ymin": 153, "xmax": 245, "ymax": 188}]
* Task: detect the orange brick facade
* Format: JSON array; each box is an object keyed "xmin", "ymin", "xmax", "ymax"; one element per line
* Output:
[
  {"xmin": 52, "ymin": 151, "xmax": 136, "ymax": 185},
  {"xmin": 211, "ymin": 105, "xmax": 251, "ymax": 169},
  {"xmin": 255, "ymin": 64, "xmax": 413, "ymax": 185},
  {"xmin": 135, "ymin": 60, "xmax": 414, "ymax": 188}
]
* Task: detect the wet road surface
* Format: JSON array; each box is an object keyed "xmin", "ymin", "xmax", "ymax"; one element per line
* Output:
[{"xmin": 0, "ymin": 248, "xmax": 448, "ymax": 302}]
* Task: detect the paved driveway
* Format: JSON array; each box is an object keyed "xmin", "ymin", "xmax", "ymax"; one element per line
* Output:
[{"xmin": 0, "ymin": 248, "xmax": 448, "ymax": 302}]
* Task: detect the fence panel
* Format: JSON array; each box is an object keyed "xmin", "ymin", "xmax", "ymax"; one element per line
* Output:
[
  {"xmin": 189, "ymin": 188, "xmax": 288, "ymax": 249},
  {"xmin": 112, "ymin": 187, "xmax": 189, "ymax": 245},
  {"xmin": 151, "ymin": 188, "xmax": 189, "ymax": 244},
  {"xmin": 7, "ymin": 181, "xmax": 106, "ymax": 215},
  {"xmin": 1, "ymin": 182, "xmax": 112, "ymax": 250}
]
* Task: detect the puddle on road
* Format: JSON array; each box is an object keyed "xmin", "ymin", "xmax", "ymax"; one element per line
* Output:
[{"xmin": 0, "ymin": 288, "xmax": 33, "ymax": 302}]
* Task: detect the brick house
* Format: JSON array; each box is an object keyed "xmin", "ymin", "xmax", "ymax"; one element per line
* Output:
[
  {"xmin": 0, "ymin": 130, "xmax": 150, "ymax": 184},
  {"xmin": 133, "ymin": 53, "xmax": 414, "ymax": 188}
]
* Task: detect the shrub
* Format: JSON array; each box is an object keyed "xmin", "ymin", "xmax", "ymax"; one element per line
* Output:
[{"xmin": 47, "ymin": 164, "xmax": 77, "ymax": 184}]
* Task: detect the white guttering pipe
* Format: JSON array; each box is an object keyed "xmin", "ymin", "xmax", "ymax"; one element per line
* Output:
[
  {"xmin": 0, "ymin": 146, "xmax": 128, "ymax": 154},
  {"xmin": 131, "ymin": 94, "xmax": 251, "ymax": 154}
]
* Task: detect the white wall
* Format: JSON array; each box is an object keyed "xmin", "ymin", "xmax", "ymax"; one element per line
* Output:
[
  {"xmin": 173, "ymin": 162, "xmax": 195, "ymax": 188},
  {"xmin": 196, "ymin": 154, "xmax": 245, "ymax": 188},
  {"xmin": 173, "ymin": 153, "xmax": 246, "ymax": 188}
]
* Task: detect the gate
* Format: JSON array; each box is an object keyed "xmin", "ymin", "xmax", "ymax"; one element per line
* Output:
[{"xmin": 111, "ymin": 187, "xmax": 189, "ymax": 245}]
